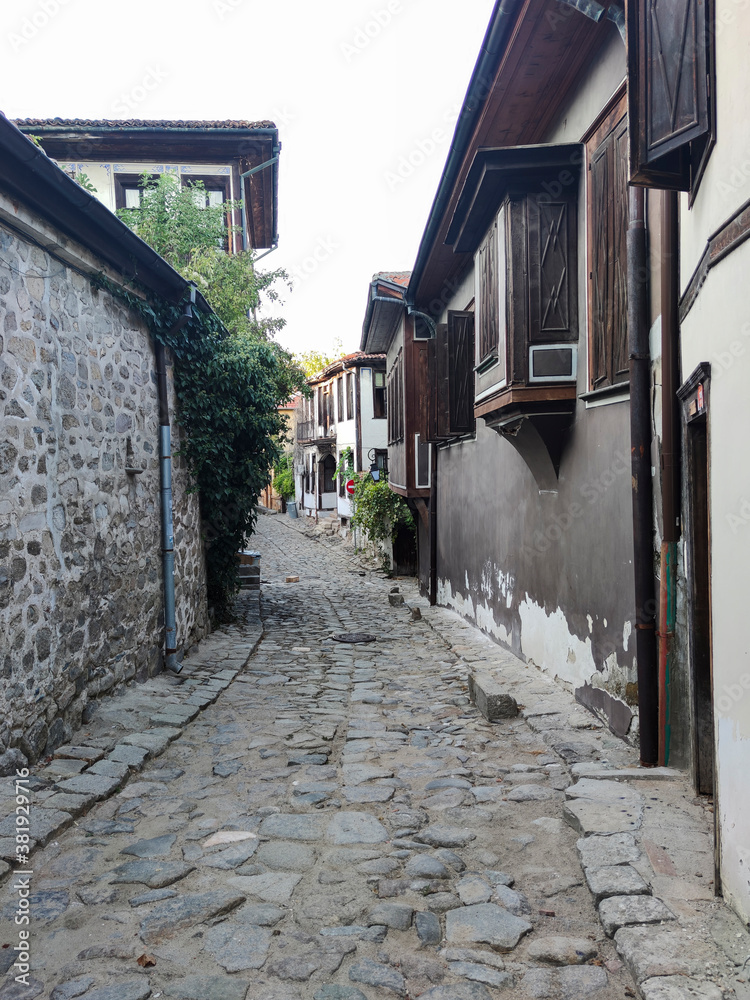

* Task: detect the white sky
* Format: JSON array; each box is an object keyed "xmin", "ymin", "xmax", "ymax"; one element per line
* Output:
[{"xmin": 1, "ymin": 0, "xmax": 496, "ymax": 357}]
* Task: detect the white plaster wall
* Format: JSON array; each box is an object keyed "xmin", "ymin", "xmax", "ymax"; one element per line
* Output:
[
  {"xmin": 359, "ymin": 368, "xmax": 388, "ymax": 453},
  {"xmin": 58, "ymin": 161, "xmax": 235, "ymax": 215},
  {"xmin": 680, "ymin": 239, "xmax": 750, "ymax": 922},
  {"xmin": 679, "ymin": 1, "xmax": 750, "ymax": 288},
  {"xmin": 544, "ymin": 30, "xmax": 626, "ymax": 144}
]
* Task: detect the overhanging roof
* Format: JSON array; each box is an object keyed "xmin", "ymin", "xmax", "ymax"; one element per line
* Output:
[
  {"xmin": 0, "ymin": 113, "xmax": 211, "ymax": 309},
  {"xmin": 407, "ymin": 0, "xmax": 619, "ymax": 309},
  {"xmin": 360, "ymin": 274, "xmax": 409, "ymax": 353},
  {"xmin": 14, "ymin": 117, "xmax": 280, "ymax": 250}
]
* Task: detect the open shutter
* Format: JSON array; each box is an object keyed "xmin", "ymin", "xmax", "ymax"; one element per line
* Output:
[
  {"xmin": 628, "ymin": 0, "xmax": 713, "ymax": 191},
  {"xmin": 612, "ymin": 118, "xmax": 629, "ymax": 381},
  {"xmin": 590, "ymin": 139, "xmax": 611, "ymax": 388},
  {"xmin": 434, "ymin": 323, "xmax": 451, "ymax": 439},
  {"xmin": 447, "ymin": 311, "xmax": 475, "ymax": 434}
]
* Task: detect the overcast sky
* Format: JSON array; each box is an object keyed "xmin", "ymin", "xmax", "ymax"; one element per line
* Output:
[{"xmin": 1, "ymin": 0, "xmax": 496, "ymax": 357}]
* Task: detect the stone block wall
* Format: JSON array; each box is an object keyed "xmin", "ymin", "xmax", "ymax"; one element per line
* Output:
[{"xmin": 0, "ymin": 217, "xmax": 209, "ymax": 766}]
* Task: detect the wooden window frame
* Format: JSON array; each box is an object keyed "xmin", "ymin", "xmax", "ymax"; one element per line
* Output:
[
  {"xmin": 373, "ymin": 370, "xmax": 386, "ymax": 419},
  {"xmin": 585, "ymin": 91, "xmax": 630, "ymax": 391},
  {"xmin": 627, "ymin": 0, "xmax": 716, "ymax": 198}
]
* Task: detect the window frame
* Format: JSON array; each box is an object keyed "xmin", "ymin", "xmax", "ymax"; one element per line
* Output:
[
  {"xmin": 585, "ymin": 93, "xmax": 630, "ymax": 391},
  {"xmin": 627, "ymin": 0, "xmax": 716, "ymax": 197},
  {"xmin": 373, "ymin": 370, "xmax": 387, "ymax": 419}
]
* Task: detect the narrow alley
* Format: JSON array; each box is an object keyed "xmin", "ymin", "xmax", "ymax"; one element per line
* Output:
[{"xmin": 2, "ymin": 514, "xmax": 746, "ymax": 1000}]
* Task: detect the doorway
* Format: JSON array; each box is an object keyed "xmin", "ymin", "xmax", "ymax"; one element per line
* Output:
[{"xmin": 679, "ymin": 364, "xmax": 718, "ymax": 888}]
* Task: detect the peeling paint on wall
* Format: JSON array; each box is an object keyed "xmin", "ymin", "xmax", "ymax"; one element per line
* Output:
[{"xmin": 518, "ymin": 595, "xmax": 598, "ymax": 692}]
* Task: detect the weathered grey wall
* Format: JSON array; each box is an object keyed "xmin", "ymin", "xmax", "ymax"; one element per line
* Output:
[
  {"xmin": 0, "ymin": 219, "xmax": 208, "ymax": 765},
  {"xmin": 436, "ymin": 402, "xmax": 637, "ymax": 737}
]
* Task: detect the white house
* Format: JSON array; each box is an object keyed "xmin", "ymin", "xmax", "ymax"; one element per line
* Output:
[{"xmin": 296, "ymin": 352, "xmax": 387, "ymax": 524}]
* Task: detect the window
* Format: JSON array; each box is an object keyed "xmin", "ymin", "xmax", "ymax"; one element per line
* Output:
[
  {"xmin": 476, "ymin": 212, "xmax": 504, "ymax": 371},
  {"xmin": 627, "ymin": 0, "xmax": 715, "ymax": 195},
  {"xmin": 430, "ymin": 311, "xmax": 475, "ymax": 439},
  {"xmin": 589, "ymin": 113, "xmax": 629, "ymax": 389},
  {"xmin": 387, "ymin": 352, "xmax": 404, "ymax": 444},
  {"xmin": 114, "ymin": 173, "xmax": 159, "ymax": 210},
  {"xmin": 373, "ymin": 371, "xmax": 386, "ymax": 419},
  {"xmin": 443, "ymin": 143, "xmax": 581, "ymax": 435},
  {"xmin": 336, "ymin": 376, "xmax": 344, "ymax": 423},
  {"xmin": 346, "ymin": 372, "xmax": 354, "ymax": 420}
]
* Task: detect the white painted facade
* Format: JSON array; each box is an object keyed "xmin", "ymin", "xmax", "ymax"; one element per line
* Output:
[
  {"xmin": 296, "ymin": 358, "xmax": 387, "ymax": 522},
  {"xmin": 677, "ymin": 5, "xmax": 750, "ymax": 919},
  {"xmin": 58, "ymin": 160, "xmax": 237, "ymax": 215}
]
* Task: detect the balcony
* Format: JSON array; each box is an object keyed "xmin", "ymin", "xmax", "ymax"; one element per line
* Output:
[{"xmin": 297, "ymin": 420, "xmax": 336, "ymax": 445}]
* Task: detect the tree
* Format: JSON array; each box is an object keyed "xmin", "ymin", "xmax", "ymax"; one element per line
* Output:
[
  {"xmin": 116, "ymin": 173, "xmax": 307, "ymax": 617},
  {"xmin": 295, "ymin": 339, "xmax": 346, "ymax": 379}
]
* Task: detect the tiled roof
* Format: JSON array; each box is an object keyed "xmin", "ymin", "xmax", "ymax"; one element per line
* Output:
[
  {"xmin": 373, "ymin": 271, "xmax": 411, "ymax": 287},
  {"xmin": 308, "ymin": 351, "xmax": 386, "ymax": 383},
  {"xmin": 13, "ymin": 118, "xmax": 276, "ymax": 130}
]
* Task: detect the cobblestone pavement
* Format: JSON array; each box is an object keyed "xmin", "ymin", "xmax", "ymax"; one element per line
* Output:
[{"xmin": 2, "ymin": 513, "xmax": 749, "ymax": 1000}]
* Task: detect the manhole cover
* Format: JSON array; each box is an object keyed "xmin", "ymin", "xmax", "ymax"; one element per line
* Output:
[{"xmin": 331, "ymin": 632, "xmax": 377, "ymax": 644}]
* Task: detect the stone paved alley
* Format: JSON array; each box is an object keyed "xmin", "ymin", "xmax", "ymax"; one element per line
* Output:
[{"xmin": 2, "ymin": 513, "xmax": 749, "ymax": 1000}]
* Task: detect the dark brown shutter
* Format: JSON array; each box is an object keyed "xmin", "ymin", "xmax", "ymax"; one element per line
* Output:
[
  {"xmin": 590, "ymin": 139, "xmax": 611, "ymax": 388},
  {"xmin": 434, "ymin": 323, "xmax": 451, "ymax": 439},
  {"xmin": 612, "ymin": 119, "xmax": 629, "ymax": 380},
  {"xmin": 590, "ymin": 116, "xmax": 629, "ymax": 389},
  {"xmin": 527, "ymin": 196, "xmax": 578, "ymax": 345},
  {"xmin": 447, "ymin": 311, "xmax": 475, "ymax": 434},
  {"xmin": 477, "ymin": 218, "xmax": 499, "ymax": 361},
  {"xmin": 628, "ymin": 0, "xmax": 713, "ymax": 191}
]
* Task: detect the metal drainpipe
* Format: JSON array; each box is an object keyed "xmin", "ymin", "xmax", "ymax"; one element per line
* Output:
[
  {"xmin": 156, "ymin": 290, "xmax": 195, "ymax": 674},
  {"xmin": 429, "ymin": 445, "xmax": 438, "ymax": 606},
  {"xmin": 627, "ymin": 187, "xmax": 659, "ymax": 766},
  {"xmin": 659, "ymin": 190, "xmax": 681, "ymax": 765}
]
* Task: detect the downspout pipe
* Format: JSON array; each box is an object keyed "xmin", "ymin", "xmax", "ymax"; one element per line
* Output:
[
  {"xmin": 429, "ymin": 446, "xmax": 438, "ymax": 606},
  {"xmin": 659, "ymin": 191, "xmax": 681, "ymax": 765},
  {"xmin": 156, "ymin": 287, "xmax": 195, "ymax": 674},
  {"xmin": 627, "ymin": 187, "xmax": 659, "ymax": 766}
]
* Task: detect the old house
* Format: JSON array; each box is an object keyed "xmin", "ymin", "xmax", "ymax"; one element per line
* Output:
[
  {"xmin": 295, "ymin": 352, "xmax": 387, "ymax": 525},
  {"xmin": 14, "ymin": 117, "xmax": 279, "ymax": 252},
  {"xmin": 363, "ymin": 0, "xmax": 750, "ymax": 924},
  {"xmin": 0, "ymin": 115, "xmax": 215, "ymax": 766}
]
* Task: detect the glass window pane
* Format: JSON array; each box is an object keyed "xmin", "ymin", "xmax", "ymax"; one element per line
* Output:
[{"xmin": 125, "ymin": 188, "xmax": 141, "ymax": 209}]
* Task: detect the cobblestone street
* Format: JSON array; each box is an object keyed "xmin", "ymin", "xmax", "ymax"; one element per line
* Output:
[{"xmin": 2, "ymin": 513, "xmax": 747, "ymax": 1000}]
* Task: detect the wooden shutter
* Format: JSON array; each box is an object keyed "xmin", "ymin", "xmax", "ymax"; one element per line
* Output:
[
  {"xmin": 477, "ymin": 217, "xmax": 499, "ymax": 361},
  {"xmin": 612, "ymin": 119, "xmax": 629, "ymax": 381},
  {"xmin": 590, "ymin": 139, "xmax": 611, "ymax": 388},
  {"xmin": 590, "ymin": 115, "xmax": 629, "ymax": 389},
  {"xmin": 628, "ymin": 0, "xmax": 713, "ymax": 191},
  {"xmin": 448, "ymin": 311, "xmax": 475, "ymax": 434}
]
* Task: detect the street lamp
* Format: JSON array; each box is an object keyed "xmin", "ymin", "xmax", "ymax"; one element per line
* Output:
[{"xmin": 367, "ymin": 449, "xmax": 381, "ymax": 482}]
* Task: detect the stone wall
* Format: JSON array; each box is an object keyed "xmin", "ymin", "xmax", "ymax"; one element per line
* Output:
[{"xmin": 0, "ymin": 213, "xmax": 209, "ymax": 766}]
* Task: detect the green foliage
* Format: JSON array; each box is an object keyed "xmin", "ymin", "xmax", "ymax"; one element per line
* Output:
[
  {"xmin": 335, "ymin": 446, "xmax": 354, "ymax": 482},
  {"xmin": 273, "ymin": 456, "xmax": 295, "ymax": 500},
  {"xmin": 74, "ymin": 171, "xmax": 98, "ymax": 194},
  {"xmin": 350, "ymin": 473, "xmax": 415, "ymax": 544},
  {"xmin": 117, "ymin": 173, "xmax": 235, "ymax": 270},
  {"xmin": 110, "ymin": 172, "xmax": 308, "ymax": 618},
  {"xmin": 295, "ymin": 338, "xmax": 345, "ymax": 378}
]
